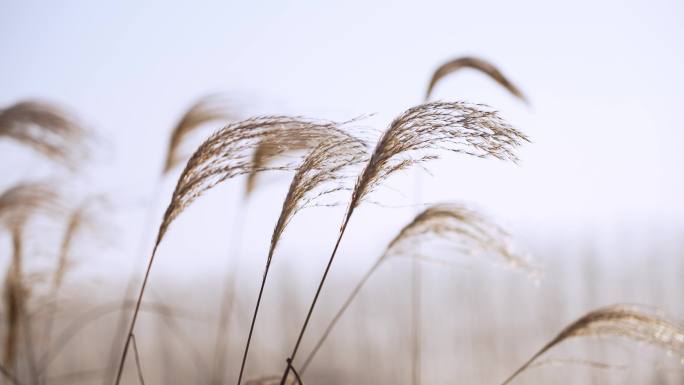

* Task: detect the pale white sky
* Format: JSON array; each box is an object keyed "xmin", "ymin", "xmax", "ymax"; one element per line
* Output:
[{"xmin": 2, "ymin": 0, "xmax": 684, "ymax": 277}]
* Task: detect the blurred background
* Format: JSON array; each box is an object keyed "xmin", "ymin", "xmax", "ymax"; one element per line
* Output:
[{"xmin": 1, "ymin": 1, "xmax": 683, "ymax": 384}]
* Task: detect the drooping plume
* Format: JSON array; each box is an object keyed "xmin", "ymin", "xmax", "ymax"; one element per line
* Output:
[
  {"xmin": 157, "ymin": 116, "xmax": 362, "ymax": 246},
  {"xmin": 0, "ymin": 101, "xmax": 89, "ymax": 169},
  {"xmin": 385, "ymin": 203, "xmax": 536, "ymax": 274},
  {"xmin": 162, "ymin": 95, "xmax": 236, "ymax": 174},
  {"xmin": 0, "ymin": 182, "xmax": 60, "ymax": 367},
  {"xmin": 0, "ymin": 183, "xmax": 61, "ymax": 231},
  {"xmin": 425, "ymin": 57, "xmax": 527, "ymax": 102},
  {"xmin": 346, "ymin": 101, "xmax": 528, "ymax": 221},
  {"xmin": 501, "ymin": 304, "xmax": 684, "ymax": 385}
]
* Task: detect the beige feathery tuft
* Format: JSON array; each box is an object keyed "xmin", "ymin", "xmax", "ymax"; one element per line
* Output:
[
  {"xmin": 268, "ymin": 132, "xmax": 368, "ymax": 259},
  {"xmin": 346, "ymin": 101, "xmax": 528, "ymax": 221},
  {"xmin": 0, "ymin": 183, "xmax": 60, "ymax": 367},
  {"xmin": 425, "ymin": 56, "xmax": 527, "ymax": 102},
  {"xmin": 0, "ymin": 183, "xmax": 60, "ymax": 231},
  {"xmin": 501, "ymin": 304, "xmax": 684, "ymax": 385},
  {"xmin": 385, "ymin": 203, "xmax": 536, "ymax": 274},
  {"xmin": 157, "ymin": 116, "xmax": 359, "ymax": 246},
  {"xmin": 162, "ymin": 95, "xmax": 236, "ymax": 174},
  {"xmin": 0, "ymin": 101, "xmax": 88, "ymax": 169}
]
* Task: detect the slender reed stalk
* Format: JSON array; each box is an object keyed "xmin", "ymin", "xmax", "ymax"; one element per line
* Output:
[
  {"xmin": 130, "ymin": 334, "xmax": 146, "ymax": 385},
  {"xmin": 425, "ymin": 56, "xmax": 527, "ymax": 103},
  {"xmin": 501, "ymin": 304, "xmax": 684, "ymax": 385},
  {"xmin": 279, "ymin": 101, "xmax": 528, "ymax": 384}
]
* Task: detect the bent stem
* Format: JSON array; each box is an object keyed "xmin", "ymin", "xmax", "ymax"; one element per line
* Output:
[
  {"xmin": 278, "ymin": 214, "xmax": 352, "ymax": 385},
  {"xmin": 300, "ymin": 258, "xmax": 382, "ymax": 374}
]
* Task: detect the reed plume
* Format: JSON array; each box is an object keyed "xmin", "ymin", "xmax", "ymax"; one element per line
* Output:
[
  {"xmin": 115, "ymin": 116, "xmax": 364, "ymax": 385},
  {"xmin": 501, "ymin": 304, "xmax": 684, "ymax": 385},
  {"xmin": 425, "ymin": 57, "xmax": 527, "ymax": 102},
  {"xmin": 237, "ymin": 130, "xmax": 368, "ymax": 385},
  {"xmin": 300, "ymin": 203, "xmax": 535, "ymax": 373},
  {"xmin": 0, "ymin": 101, "xmax": 88, "ymax": 169},
  {"xmin": 0, "ymin": 183, "xmax": 59, "ymax": 368},
  {"xmin": 162, "ymin": 95, "xmax": 235, "ymax": 174},
  {"xmin": 279, "ymin": 101, "xmax": 528, "ymax": 384}
]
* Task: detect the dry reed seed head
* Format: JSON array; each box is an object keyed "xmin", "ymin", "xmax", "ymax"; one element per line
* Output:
[
  {"xmin": 504, "ymin": 304, "xmax": 684, "ymax": 385},
  {"xmin": 347, "ymin": 101, "xmax": 528, "ymax": 217},
  {"xmin": 268, "ymin": 130, "xmax": 369, "ymax": 261},
  {"xmin": 425, "ymin": 56, "xmax": 528, "ymax": 102},
  {"xmin": 0, "ymin": 182, "xmax": 63, "ymax": 232},
  {"xmin": 163, "ymin": 94, "xmax": 237, "ymax": 174},
  {"xmin": 0, "ymin": 100, "xmax": 89, "ymax": 169},
  {"xmin": 53, "ymin": 196, "xmax": 105, "ymax": 288},
  {"xmin": 156, "ymin": 116, "xmax": 366, "ymax": 245},
  {"xmin": 555, "ymin": 305, "xmax": 684, "ymax": 358},
  {"xmin": 383, "ymin": 203, "xmax": 538, "ymax": 276}
]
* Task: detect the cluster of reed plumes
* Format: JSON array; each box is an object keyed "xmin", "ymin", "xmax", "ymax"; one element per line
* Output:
[{"xmin": 1, "ymin": 55, "xmax": 683, "ymax": 385}]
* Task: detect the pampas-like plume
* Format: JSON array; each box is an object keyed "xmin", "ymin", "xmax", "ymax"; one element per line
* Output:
[
  {"xmin": 0, "ymin": 183, "xmax": 59, "ymax": 368},
  {"xmin": 162, "ymin": 95, "xmax": 235, "ymax": 174},
  {"xmin": 0, "ymin": 183, "xmax": 60, "ymax": 231},
  {"xmin": 0, "ymin": 101, "xmax": 88, "ymax": 169},
  {"xmin": 279, "ymin": 101, "xmax": 527, "ymax": 384},
  {"xmin": 300, "ymin": 203, "xmax": 534, "ymax": 373},
  {"xmin": 501, "ymin": 304, "xmax": 684, "ymax": 385},
  {"xmin": 237, "ymin": 130, "xmax": 368, "ymax": 385},
  {"xmin": 425, "ymin": 57, "xmax": 527, "ymax": 102},
  {"xmin": 115, "ymin": 116, "xmax": 362, "ymax": 385}
]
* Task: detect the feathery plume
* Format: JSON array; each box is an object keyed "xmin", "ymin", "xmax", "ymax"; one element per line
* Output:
[
  {"xmin": 162, "ymin": 95, "xmax": 235, "ymax": 174},
  {"xmin": 0, "ymin": 183, "xmax": 60, "ymax": 367},
  {"xmin": 0, "ymin": 101, "xmax": 88, "ymax": 168},
  {"xmin": 502, "ymin": 304, "xmax": 684, "ymax": 385},
  {"xmin": 425, "ymin": 57, "xmax": 527, "ymax": 102}
]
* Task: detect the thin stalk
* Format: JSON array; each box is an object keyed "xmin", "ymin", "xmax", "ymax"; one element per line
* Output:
[
  {"xmin": 108, "ymin": 181, "xmax": 162, "ymax": 385},
  {"xmin": 113, "ymin": 241, "xmax": 160, "ymax": 385},
  {"xmin": 300, "ymin": 258, "xmax": 382, "ymax": 373},
  {"xmin": 131, "ymin": 334, "xmax": 146, "ymax": 385},
  {"xmin": 236, "ymin": 248, "xmax": 275, "ymax": 385},
  {"xmin": 278, "ymin": 215, "xmax": 352, "ymax": 385},
  {"xmin": 211, "ymin": 200, "xmax": 247, "ymax": 385}
]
